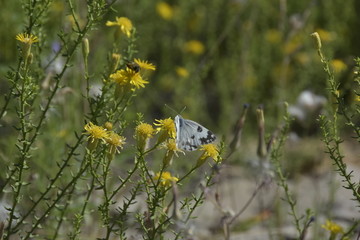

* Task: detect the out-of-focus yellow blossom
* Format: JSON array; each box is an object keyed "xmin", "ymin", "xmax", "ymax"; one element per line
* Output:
[
  {"xmin": 184, "ymin": 40, "xmax": 205, "ymax": 55},
  {"xmin": 283, "ymin": 37, "xmax": 302, "ymax": 54},
  {"xmin": 106, "ymin": 17, "xmax": 133, "ymax": 38},
  {"xmin": 84, "ymin": 122, "xmax": 109, "ymax": 150},
  {"xmin": 175, "ymin": 67, "xmax": 189, "ymax": 78},
  {"xmin": 156, "ymin": 2, "xmax": 174, "ymax": 20},
  {"xmin": 355, "ymin": 95, "xmax": 360, "ymax": 102},
  {"xmin": 331, "ymin": 59, "xmax": 347, "ymax": 73},
  {"xmin": 265, "ymin": 29, "xmax": 282, "ymax": 44},
  {"xmin": 196, "ymin": 144, "xmax": 220, "ymax": 167},
  {"xmin": 134, "ymin": 58, "xmax": 156, "ymax": 71},
  {"xmin": 294, "ymin": 52, "xmax": 311, "ymax": 65},
  {"xmin": 322, "ymin": 220, "xmax": 344, "ymax": 235},
  {"xmin": 65, "ymin": 14, "xmax": 85, "ymax": 29},
  {"xmin": 153, "ymin": 171, "xmax": 178, "ymax": 188},
  {"xmin": 154, "ymin": 118, "xmax": 176, "ymax": 144},
  {"xmin": 316, "ymin": 28, "xmax": 336, "ymax": 42},
  {"xmin": 135, "ymin": 122, "xmax": 155, "ymax": 151}
]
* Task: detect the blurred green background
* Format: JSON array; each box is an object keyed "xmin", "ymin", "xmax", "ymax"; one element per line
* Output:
[
  {"xmin": 1, "ymin": 0, "xmax": 359, "ymax": 165},
  {"xmin": 1, "ymin": 0, "xmax": 359, "ymax": 130}
]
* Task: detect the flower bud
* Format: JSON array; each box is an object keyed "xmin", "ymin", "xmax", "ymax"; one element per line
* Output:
[{"xmin": 310, "ymin": 32, "xmax": 322, "ymax": 50}]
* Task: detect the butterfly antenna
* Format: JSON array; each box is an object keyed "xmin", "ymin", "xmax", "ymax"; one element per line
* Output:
[
  {"xmin": 164, "ymin": 104, "xmax": 179, "ymax": 116},
  {"xmin": 179, "ymin": 106, "xmax": 186, "ymax": 115}
]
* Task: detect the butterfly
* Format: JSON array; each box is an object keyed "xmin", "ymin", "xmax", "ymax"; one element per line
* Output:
[{"xmin": 174, "ymin": 115, "xmax": 216, "ymax": 151}]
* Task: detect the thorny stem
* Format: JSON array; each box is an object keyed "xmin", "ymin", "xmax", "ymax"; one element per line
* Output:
[
  {"xmin": 23, "ymin": 161, "xmax": 91, "ymax": 240},
  {"xmin": 10, "ymin": 135, "xmax": 84, "ymax": 233},
  {"xmin": 51, "ymin": 184, "xmax": 77, "ymax": 240}
]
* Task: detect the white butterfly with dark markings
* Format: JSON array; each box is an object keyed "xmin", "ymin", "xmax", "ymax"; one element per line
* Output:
[{"xmin": 174, "ymin": 115, "xmax": 216, "ymax": 151}]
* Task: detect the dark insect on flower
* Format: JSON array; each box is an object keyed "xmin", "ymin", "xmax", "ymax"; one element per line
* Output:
[{"xmin": 126, "ymin": 61, "xmax": 141, "ymax": 73}]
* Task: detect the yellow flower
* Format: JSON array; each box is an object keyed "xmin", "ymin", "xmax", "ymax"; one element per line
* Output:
[
  {"xmin": 16, "ymin": 33, "xmax": 39, "ymax": 63},
  {"xmin": 84, "ymin": 122, "xmax": 109, "ymax": 142},
  {"xmin": 106, "ymin": 131, "xmax": 126, "ymax": 158},
  {"xmin": 154, "ymin": 171, "xmax": 178, "ymax": 187},
  {"xmin": 156, "ymin": 2, "xmax": 174, "ymax": 20},
  {"xmin": 127, "ymin": 70, "xmax": 148, "ymax": 89},
  {"xmin": 175, "ymin": 67, "xmax": 189, "ymax": 78},
  {"xmin": 84, "ymin": 122, "xmax": 109, "ymax": 150},
  {"xmin": 162, "ymin": 139, "xmax": 183, "ymax": 168},
  {"xmin": 355, "ymin": 95, "xmax": 360, "ymax": 102},
  {"xmin": 107, "ymin": 131, "xmax": 126, "ymax": 149},
  {"xmin": 106, "ymin": 17, "xmax": 133, "ymax": 37},
  {"xmin": 135, "ymin": 122, "xmax": 155, "ymax": 151},
  {"xmin": 321, "ymin": 220, "xmax": 344, "ymax": 235},
  {"xmin": 16, "ymin": 33, "xmax": 39, "ymax": 44},
  {"xmin": 331, "ymin": 59, "xmax": 347, "ymax": 73},
  {"xmin": 110, "ymin": 70, "xmax": 128, "ymax": 86},
  {"xmin": 154, "ymin": 118, "xmax": 176, "ymax": 144},
  {"xmin": 110, "ymin": 68, "xmax": 148, "ymax": 96},
  {"xmin": 184, "ymin": 40, "xmax": 205, "ymax": 55},
  {"xmin": 135, "ymin": 123, "xmax": 154, "ymax": 139},
  {"xmin": 164, "ymin": 139, "xmax": 181, "ymax": 153},
  {"xmin": 196, "ymin": 144, "xmax": 220, "ymax": 167},
  {"xmin": 134, "ymin": 58, "xmax": 156, "ymax": 71}
]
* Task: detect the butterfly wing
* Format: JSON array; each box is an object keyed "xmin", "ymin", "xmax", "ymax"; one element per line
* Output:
[{"xmin": 175, "ymin": 115, "xmax": 216, "ymax": 151}]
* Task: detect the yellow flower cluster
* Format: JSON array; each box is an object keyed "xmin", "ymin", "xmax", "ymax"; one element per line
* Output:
[{"xmin": 84, "ymin": 122, "xmax": 126, "ymax": 155}]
